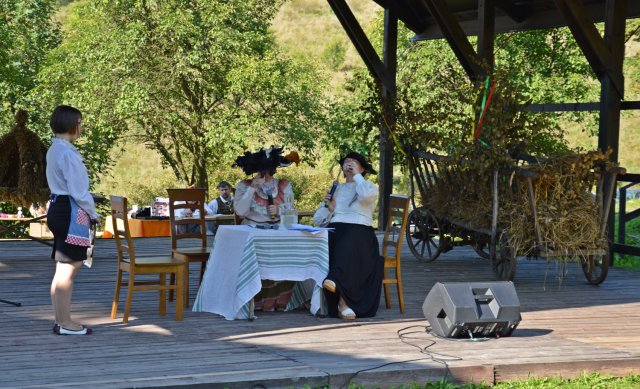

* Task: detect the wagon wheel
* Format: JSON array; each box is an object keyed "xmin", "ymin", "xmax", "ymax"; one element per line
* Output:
[
  {"xmin": 491, "ymin": 231, "xmax": 517, "ymax": 281},
  {"xmin": 406, "ymin": 209, "xmax": 443, "ymax": 262},
  {"xmin": 581, "ymin": 251, "xmax": 610, "ymax": 285},
  {"xmin": 472, "ymin": 242, "xmax": 490, "ymax": 260}
]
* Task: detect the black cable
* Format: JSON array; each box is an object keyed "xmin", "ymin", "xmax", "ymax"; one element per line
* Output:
[{"xmin": 335, "ymin": 325, "xmax": 457, "ymax": 389}]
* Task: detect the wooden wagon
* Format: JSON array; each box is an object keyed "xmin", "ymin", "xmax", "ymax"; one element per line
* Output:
[{"xmin": 404, "ymin": 148, "xmax": 625, "ymax": 284}]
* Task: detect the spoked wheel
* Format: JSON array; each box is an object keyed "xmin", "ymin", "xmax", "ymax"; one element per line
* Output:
[
  {"xmin": 491, "ymin": 231, "xmax": 517, "ymax": 281},
  {"xmin": 472, "ymin": 242, "xmax": 490, "ymax": 260},
  {"xmin": 406, "ymin": 209, "xmax": 443, "ymax": 262},
  {"xmin": 581, "ymin": 250, "xmax": 610, "ymax": 285}
]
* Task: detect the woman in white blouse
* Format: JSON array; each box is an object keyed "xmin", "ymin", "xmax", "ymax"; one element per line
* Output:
[
  {"xmin": 46, "ymin": 105, "xmax": 98, "ymax": 335},
  {"xmin": 313, "ymin": 151, "xmax": 383, "ymax": 320}
]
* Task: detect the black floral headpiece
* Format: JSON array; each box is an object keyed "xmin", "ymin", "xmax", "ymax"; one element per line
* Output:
[{"xmin": 233, "ymin": 146, "xmax": 299, "ymax": 176}]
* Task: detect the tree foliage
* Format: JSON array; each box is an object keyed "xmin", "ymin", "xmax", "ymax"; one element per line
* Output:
[
  {"xmin": 37, "ymin": 0, "xmax": 327, "ymax": 191},
  {"xmin": 324, "ymin": 22, "xmax": 600, "ymax": 163},
  {"xmin": 0, "ymin": 0, "xmax": 60, "ymax": 133}
]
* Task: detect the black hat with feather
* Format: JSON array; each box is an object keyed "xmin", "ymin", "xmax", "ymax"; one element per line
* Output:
[{"xmin": 233, "ymin": 146, "xmax": 300, "ymax": 176}]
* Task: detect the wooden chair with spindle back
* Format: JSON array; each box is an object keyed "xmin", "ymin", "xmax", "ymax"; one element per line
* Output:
[
  {"xmin": 381, "ymin": 194, "xmax": 411, "ymax": 313},
  {"xmin": 110, "ymin": 195, "xmax": 185, "ymax": 323},
  {"xmin": 167, "ymin": 188, "xmax": 210, "ymax": 307}
]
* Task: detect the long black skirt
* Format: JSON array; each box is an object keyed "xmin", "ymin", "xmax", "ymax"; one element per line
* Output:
[
  {"xmin": 47, "ymin": 195, "xmax": 87, "ymax": 262},
  {"xmin": 325, "ymin": 222, "xmax": 383, "ymax": 318}
]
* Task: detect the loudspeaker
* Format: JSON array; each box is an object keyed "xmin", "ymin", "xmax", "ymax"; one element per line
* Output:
[{"xmin": 423, "ymin": 281, "xmax": 521, "ymax": 338}]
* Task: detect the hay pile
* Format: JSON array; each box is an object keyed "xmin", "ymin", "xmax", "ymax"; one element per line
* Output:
[
  {"xmin": 0, "ymin": 110, "xmax": 49, "ymax": 205},
  {"xmin": 423, "ymin": 150, "xmax": 615, "ymax": 261},
  {"xmin": 507, "ymin": 151, "xmax": 613, "ymax": 259}
]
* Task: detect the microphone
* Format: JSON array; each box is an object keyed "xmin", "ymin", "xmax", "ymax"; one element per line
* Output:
[
  {"xmin": 323, "ymin": 181, "xmax": 339, "ymax": 208},
  {"xmin": 265, "ymin": 189, "xmax": 275, "ymax": 219}
]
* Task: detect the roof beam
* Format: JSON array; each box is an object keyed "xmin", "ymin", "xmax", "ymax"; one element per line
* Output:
[
  {"xmin": 412, "ymin": 2, "xmax": 640, "ymax": 41},
  {"xmin": 419, "ymin": 0, "xmax": 485, "ymax": 80},
  {"xmin": 494, "ymin": 0, "xmax": 528, "ymax": 23},
  {"xmin": 327, "ymin": 0, "xmax": 396, "ymax": 94},
  {"xmin": 477, "ymin": 0, "xmax": 495, "ymax": 71},
  {"xmin": 553, "ymin": 0, "xmax": 624, "ymax": 96}
]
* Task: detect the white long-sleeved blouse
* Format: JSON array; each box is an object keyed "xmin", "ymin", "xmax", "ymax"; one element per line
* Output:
[
  {"xmin": 313, "ymin": 173, "xmax": 378, "ymax": 227},
  {"xmin": 46, "ymin": 138, "xmax": 98, "ymax": 220}
]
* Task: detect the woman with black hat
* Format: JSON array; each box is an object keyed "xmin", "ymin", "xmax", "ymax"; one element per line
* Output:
[
  {"xmin": 233, "ymin": 146, "xmax": 298, "ymax": 311},
  {"xmin": 313, "ymin": 151, "xmax": 383, "ymax": 320},
  {"xmin": 233, "ymin": 146, "xmax": 296, "ymax": 226}
]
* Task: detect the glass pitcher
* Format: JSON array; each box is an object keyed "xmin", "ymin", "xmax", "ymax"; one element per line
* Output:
[{"xmin": 279, "ymin": 200, "xmax": 297, "ymax": 229}]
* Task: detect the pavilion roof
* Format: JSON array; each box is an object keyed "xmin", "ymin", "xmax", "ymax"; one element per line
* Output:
[{"xmin": 372, "ymin": 0, "xmax": 640, "ymax": 41}]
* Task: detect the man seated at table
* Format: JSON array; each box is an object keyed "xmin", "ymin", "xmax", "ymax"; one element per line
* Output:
[
  {"xmin": 202, "ymin": 180, "xmax": 234, "ymax": 235},
  {"xmin": 232, "ymin": 146, "xmax": 300, "ymax": 311}
]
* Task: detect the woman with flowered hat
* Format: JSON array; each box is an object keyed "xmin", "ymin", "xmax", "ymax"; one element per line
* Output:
[
  {"xmin": 233, "ymin": 146, "xmax": 297, "ymax": 226},
  {"xmin": 313, "ymin": 150, "xmax": 383, "ymax": 320},
  {"xmin": 233, "ymin": 146, "xmax": 299, "ymax": 311}
]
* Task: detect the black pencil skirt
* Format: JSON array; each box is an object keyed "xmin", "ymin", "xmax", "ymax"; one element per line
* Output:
[{"xmin": 47, "ymin": 195, "xmax": 87, "ymax": 263}]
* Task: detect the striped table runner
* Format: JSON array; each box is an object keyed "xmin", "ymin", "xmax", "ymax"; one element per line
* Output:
[{"xmin": 193, "ymin": 225, "xmax": 329, "ymax": 320}]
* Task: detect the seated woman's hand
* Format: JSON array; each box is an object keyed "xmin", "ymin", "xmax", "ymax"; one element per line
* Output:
[
  {"xmin": 251, "ymin": 176, "xmax": 265, "ymax": 188},
  {"xmin": 328, "ymin": 198, "xmax": 336, "ymax": 213},
  {"xmin": 267, "ymin": 204, "xmax": 278, "ymax": 217}
]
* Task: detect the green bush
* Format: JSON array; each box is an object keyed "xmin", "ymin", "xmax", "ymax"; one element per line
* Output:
[{"xmin": 322, "ymin": 37, "xmax": 346, "ymax": 71}]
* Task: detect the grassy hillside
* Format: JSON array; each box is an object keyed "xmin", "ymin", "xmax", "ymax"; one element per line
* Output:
[{"xmin": 271, "ymin": 0, "xmax": 380, "ymax": 90}]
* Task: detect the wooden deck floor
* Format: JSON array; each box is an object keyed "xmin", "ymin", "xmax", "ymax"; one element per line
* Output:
[{"xmin": 1, "ymin": 236, "xmax": 640, "ymax": 389}]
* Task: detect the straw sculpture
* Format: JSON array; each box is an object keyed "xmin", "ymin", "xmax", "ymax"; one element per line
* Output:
[{"xmin": 0, "ymin": 110, "xmax": 49, "ymax": 205}]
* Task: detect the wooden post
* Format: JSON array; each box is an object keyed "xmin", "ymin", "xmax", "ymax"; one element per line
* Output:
[
  {"xmin": 378, "ymin": 9, "xmax": 397, "ymax": 230},
  {"xmin": 477, "ymin": 0, "xmax": 495, "ymax": 72},
  {"xmin": 598, "ymin": 0, "xmax": 626, "ymax": 264}
]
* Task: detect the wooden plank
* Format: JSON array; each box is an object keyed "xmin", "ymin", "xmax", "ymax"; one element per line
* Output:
[{"xmin": 2, "ymin": 237, "xmax": 640, "ymax": 388}]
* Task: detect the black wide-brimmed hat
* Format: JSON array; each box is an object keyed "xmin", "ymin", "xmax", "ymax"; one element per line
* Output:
[
  {"xmin": 339, "ymin": 151, "xmax": 376, "ymax": 175},
  {"xmin": 233, "ymin": 146, "xmax": 300, "ymax": 176}
]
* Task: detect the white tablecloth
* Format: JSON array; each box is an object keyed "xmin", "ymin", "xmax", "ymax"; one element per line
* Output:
[{"xmin": 192, "ymin": 225, "xmax": 329, "ymax": 320}]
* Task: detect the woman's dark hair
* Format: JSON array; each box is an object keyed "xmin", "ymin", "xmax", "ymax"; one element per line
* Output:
[{"xmin": 50, "ymin": 105, "xmax": 82, "ymax": 135}]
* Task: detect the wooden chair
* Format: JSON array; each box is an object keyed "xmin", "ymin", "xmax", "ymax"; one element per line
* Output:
[
  {"xmin": 231, "ymin": 187, "xmax": 244, "ymax": 225},
  {"xmin": 110, "ymin": 196, "xmax": 185, "ymax": 323},
  {"xmin": 167, "ymin": 188, "xmax": 210, "ymax": 307},
  {"xmin": 381, "ymin": 194, "xmax": 411, "ymax": 313},
  {"xmin": 233, "ymin": 212, "xmax": 244, "ymax": 225}
]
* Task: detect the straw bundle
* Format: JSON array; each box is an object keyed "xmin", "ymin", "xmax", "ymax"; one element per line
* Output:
[
  {"xmin": 0, "ymin": 110, "xmax": 49, "ymax": 205},
  {"xmin": 423, "ymin": 150, "xmax": 614, "ymax": 262}
]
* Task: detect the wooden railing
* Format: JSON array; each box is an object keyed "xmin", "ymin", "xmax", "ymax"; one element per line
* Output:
[{"xmin": 614, "ymin": 173, "xmax": 640, "ymax": 259}]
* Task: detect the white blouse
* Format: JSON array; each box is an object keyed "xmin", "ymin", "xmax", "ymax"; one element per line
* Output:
[
  {"xmin": 46, "ymin": 138, "xmax": 98, "ymax": 220},
  {"xmin": 313, "ymin": 173, "xmax": 378, "ymax": 227}
]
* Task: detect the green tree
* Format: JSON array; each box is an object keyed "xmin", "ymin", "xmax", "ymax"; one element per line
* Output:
[
  {"xmin": 38, "ymin": 0, "xmax": 327, "ymax": 190},
  {"xmin": 0, "ymin": 0, "xmax": 60, "ymax": 133},
  {"xmin": 325, "ymin": 22, "xmax": 599, "ymax": 160}
]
